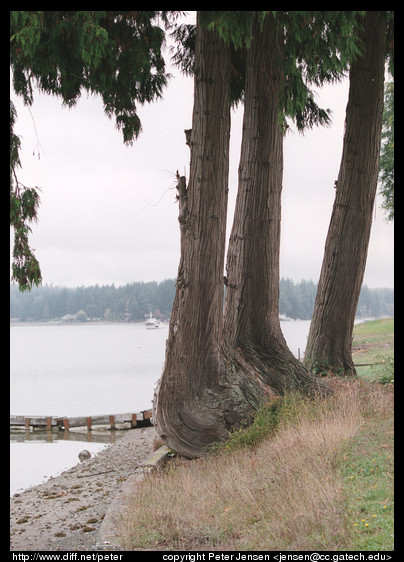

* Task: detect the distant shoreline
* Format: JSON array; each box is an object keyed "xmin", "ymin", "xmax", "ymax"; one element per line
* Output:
[
  {"xmin": 10, "ymin": 320, "xmax": 149, "ymax": 327},
  {"xmin": 11, "ymin": 316, "xmax": 392, "ymax": 328}
]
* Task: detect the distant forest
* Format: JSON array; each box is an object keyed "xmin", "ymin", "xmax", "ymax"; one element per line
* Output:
[{"xmin": 10, "ymin": 279, "xmax": 394, "ymax": 323}]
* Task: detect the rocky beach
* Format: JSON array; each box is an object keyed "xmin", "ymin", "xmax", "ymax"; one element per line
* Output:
[{"xmin": 10, "ymin": 426, "xmax": 158, "ymax": 551}]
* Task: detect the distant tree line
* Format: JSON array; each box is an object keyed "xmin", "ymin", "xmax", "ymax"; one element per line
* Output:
[
  {"xmin": 10, "ymin": 279, "xmax": 176, "ymax": 323},
  {"xmin": 10, "ymin": 279, "xmax": 393, "ymax": 323},
  {"xmin": 279, "ymin": 279, "xmax": 394, "ymax": 320}
]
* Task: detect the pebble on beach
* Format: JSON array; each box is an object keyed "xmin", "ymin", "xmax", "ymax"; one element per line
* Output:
[
  {"xmin": 10, "ymin": 426, "xmax": 157, "ymax": 552},
  {"xmin": 78, "ymin": 450, "xmax": 91, "ymax": 461}
]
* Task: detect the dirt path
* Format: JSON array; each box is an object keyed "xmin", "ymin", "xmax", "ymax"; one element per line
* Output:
[{"xmin": 10, "ymin": 426, "xmax": 158, "ymax": 551}]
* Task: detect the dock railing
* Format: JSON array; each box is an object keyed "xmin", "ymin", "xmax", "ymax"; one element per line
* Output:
[{"xmin": 10, "ymin": 410, "xmax": 153, "ymax": 431}]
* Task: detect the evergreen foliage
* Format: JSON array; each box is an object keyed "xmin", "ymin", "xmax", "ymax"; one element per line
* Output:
[
  {"xmin": 10, "ymin": 11, "xmax": 174, "ymax": 143},
  {"xmin": 10, "ymin": 100, "xmax": 42, "ymax": 291},
  {"xmin": 10, "ymin": 11, "xmax": 177, "ymax": 292},
  {"xmin": 10, "ymin": 279, "xmax": 393, "ymax": 323},
  {"xmin": 171, "ymin": 11, "xmax": 365, "ymax": 129},
  {"xmin": 379, "ymin": 81, "xmax": 394, "ymax": 220},
  {"xmin": 10, "ymin": 279, "xmax": 176, "ymax": 323}
]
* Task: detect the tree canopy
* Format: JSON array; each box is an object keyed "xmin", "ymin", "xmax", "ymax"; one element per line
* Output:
[
  {"xmin": 10, "ymin": 99, "xmax": 42, "ymax": 291},
  {"xmin": 10, "ymin": 11, "xmax": 178, "ymax": 291},
  {"xmin": 379, "ymin": 81, "xmax": 394, "ymax": 220},
  {"xmin": 171, "ymin": 11, "xmax": 365, "ymax": 131},
  {"xmin": 10, "ymin": 11, "xmax": 177, "ymax": 142}
]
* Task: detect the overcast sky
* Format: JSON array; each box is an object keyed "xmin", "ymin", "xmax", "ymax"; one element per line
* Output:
[{"xmin": 10, "ymin": 15, "xmax": 394, "ymax": 290}]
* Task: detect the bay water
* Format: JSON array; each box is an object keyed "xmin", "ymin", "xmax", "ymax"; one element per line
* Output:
[{"xmin": 10, "ymin": 320, "xmax": 312, "ymax": 495}]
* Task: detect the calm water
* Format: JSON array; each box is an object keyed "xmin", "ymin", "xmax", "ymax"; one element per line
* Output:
[
  {"xmin": 10, "ymin": 323, "xmax": 169, "ymax": 417},
  {"xmin": 10, "ymin": 438, "xmax": 111, "ymax": 496},
  {"xmin": 10, "ymin": 322, "xmax": 168, "ymax": 495},
  {"xmin": 10, "ymin": 320, "xmax": 313, "ymax": 495}
]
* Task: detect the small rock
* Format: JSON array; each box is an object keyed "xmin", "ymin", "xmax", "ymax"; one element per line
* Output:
[{"xmin": 78, "ymin": 450, "xmax": 91, "ymax": 461}]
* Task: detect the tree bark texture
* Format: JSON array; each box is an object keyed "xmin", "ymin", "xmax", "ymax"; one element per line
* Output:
[
  {"xmin": 224, "ymin": 14, "xmax": 330, "ymax": 396},
  {"xmin": 304, "ymin": 11, "xmax": 386, "ymax": 375},
  {"xmin": 153, "ymin": 14, "xmax": 273, "ymax": 458}
]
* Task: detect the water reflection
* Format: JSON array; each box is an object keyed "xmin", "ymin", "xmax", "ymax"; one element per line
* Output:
[
  {"xmin": 10, "ymin": 429, "xmax": 125, "ymax": 495},
  {"xmin": 10, "ymin": 428, "xmax": 120, "ymax": 444}
]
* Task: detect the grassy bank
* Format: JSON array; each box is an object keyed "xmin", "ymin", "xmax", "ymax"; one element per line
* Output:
[
  {"xmin": 117, "ymin": 319, "xmax": 394, "ymax": 551},
  {"xmin": 353, "ymin": 318, "xmax": 394, "ymax": 381}
]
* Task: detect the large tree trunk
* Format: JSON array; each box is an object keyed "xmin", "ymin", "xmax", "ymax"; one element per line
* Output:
[
  {"xmin": 304, "ymin": 11, "xmax": 386, "ymax": 376},
  {"xmin": 153, "ymin": 14, "xmax": 273, "ymax": 458},
  {"xmin": 224, "ymin": 14, "xmax": 330, "ymax": 397}
]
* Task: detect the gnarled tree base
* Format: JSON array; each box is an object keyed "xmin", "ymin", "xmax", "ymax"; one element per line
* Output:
[
  {"xmin": 238, "ymin": 340, "xmax": 333, "ymax": 397},
  {"xmin": 153, "ymin": 343, "xmax": 277, "ymax": 458},
  {"xmin": 153, "ymin": 340, "xmax": 331, "ymax": 458}
]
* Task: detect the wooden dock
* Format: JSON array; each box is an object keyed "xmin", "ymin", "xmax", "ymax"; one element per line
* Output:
[{"xmin": 10, "ymin": 409, "xmax": 153, "ymax": 431}]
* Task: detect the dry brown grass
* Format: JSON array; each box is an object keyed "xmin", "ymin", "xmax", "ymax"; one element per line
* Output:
[{"xmin": 116, "ymin": 379, "xmax": 393, "ymax": 551}]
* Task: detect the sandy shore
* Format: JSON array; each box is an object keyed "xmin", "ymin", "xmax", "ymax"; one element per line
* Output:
[{"xmin": 10, "ymin": 426, "xmax": 158, "ymax": 551}]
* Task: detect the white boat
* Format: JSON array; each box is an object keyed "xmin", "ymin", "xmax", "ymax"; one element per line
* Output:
[
  {"xmin": 279, "ymin": 314, "xmax": 292, "ymax": 322},
  {"xmin": 145, "ymin": 313, "xmax": 164, "ymax": 329}
]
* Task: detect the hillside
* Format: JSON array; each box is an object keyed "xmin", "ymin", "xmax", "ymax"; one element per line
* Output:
[
  {"xmin": 353, "ymin": 317, "xmax": 394, "ymax": 380},
  {"xmin": 115, "ymin": 319, "xmax": 394, "ymax": 551}
]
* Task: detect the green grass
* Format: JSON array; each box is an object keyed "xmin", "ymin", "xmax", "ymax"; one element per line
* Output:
[
  {"xmin": 353, "ymin": 318, "xmax": 394, "ymax": 381},
  {"xmin": 338, "ymin": 417, "xmax": 394, "ymax": 550},
  {"xmin": 207, "ymin": 398, "xmax": 283, "ymax": 455},
  {"xmin": 354, "ymin": 317, "xmax": 394, "ymax": 341}
]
